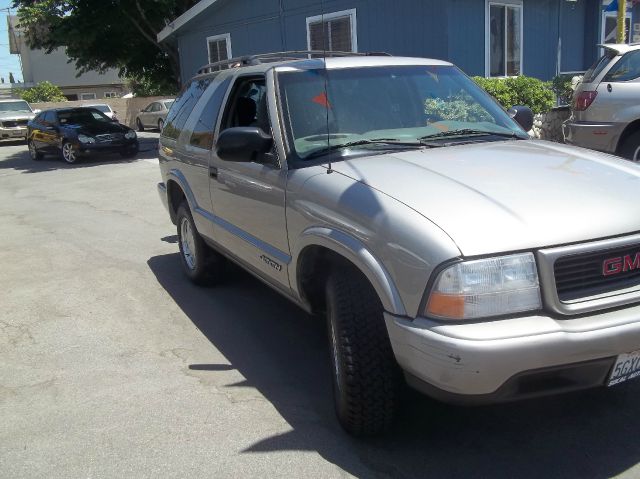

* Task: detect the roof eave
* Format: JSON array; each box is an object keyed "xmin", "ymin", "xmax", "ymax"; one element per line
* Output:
[{"xmin": 157, "ymin": 0, "xmax": 220, "ymax": 43}]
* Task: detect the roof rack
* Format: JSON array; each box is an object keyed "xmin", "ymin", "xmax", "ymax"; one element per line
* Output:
[{"xmin": 196, "ymin": 50, "xmax": 392, "ymax": 75}]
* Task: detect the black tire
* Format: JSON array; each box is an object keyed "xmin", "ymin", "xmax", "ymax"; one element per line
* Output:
[
  {"xmin": 136, "ymin": 118, "xmax": 145, "ymax": 132},
  {"xmin": 158, "ymin": 119, "xmax": 164, "ymax": 131},
  {"xmin": 326, "ymin": 268, "xmax": 403, "ymax": 436},
  {"xmin": 618, "ymin": 130, "xmax": 640, "ymax": 161},
  {"xmin": 176, "ymin": 202, "xmax": 224, "ymax": 285},
  {"xmin": 61, "ymin": 141, "xmax": 79, "ymax": 164},
  {"xmin": 28, "ymin": 140, "xmax": 43, "ymax": 161}
]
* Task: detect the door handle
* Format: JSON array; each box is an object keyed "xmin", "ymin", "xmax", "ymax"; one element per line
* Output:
[
  {"xmin": 607, "ymin": 83, "xmax": 613, "ymax": 93},
  {"xmin": 209, "ymin": 166, "xmax": 218, "ymax": 179}
]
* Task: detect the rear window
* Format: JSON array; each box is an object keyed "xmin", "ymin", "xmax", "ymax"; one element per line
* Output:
[
  {"xmin": 603, "ymin": 50, "xmax": 640, "ymax": 82},
  {"xmin": 583, "ymin": 50, "xmax": 618, "ymax": 83}
]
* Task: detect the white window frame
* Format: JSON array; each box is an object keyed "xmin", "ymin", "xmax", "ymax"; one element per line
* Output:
[
  {"xmin": 306, "ymin": 8, "xmax": 358, "ymax": 53},
  {"xmin": 104, "ymin": 91, "xmax": 117, "ymax": 98},
  {"xmin": 206, "ymin": 33, "xmax": 232, "ymax": 64},
  {"xmin": 80, "ymin": 93, "xmax": 97, "ymax": 100},
  {"xmin": 601, "ymin": 11, "xmax": 632, "ymax": 45},
  {"xmin": 485, "ymin": 0, "xmax": 524, "ymax": 77}
]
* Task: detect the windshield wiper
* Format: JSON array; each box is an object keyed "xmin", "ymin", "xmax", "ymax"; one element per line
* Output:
[
  {"xmin": 304, "ymin": 138, "xmax": 422, "ymax": 160},
  {"xmin": 418, "ymin": 129, "xmax": 520, "ymax": 141}
]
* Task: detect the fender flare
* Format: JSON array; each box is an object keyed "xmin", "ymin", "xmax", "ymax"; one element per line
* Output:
[{"xmin": 291, "ymin": 226, "xmax": 407, "ymax": 317}]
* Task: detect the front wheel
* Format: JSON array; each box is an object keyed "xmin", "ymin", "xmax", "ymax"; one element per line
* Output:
[
  {"xmin": 176, "ymin": 202, "xmax": 224, "ymax": 285},
  {"xmin": 136, "ymin": 118, "xmax": 145, "ymax": 132},
  {"xmin": 28, "ymin": 140, "xmax": 43, "ymax": 161},
  {"xmin": 619, "ymin": 130, "xmax": 640, "ymax": 161},
  {"xmin": 326, "ymin": 268, "xmax": 403, "ymax": 436},
  {"xmin": 61, "ymin": 141, "xmax": 78, "ymax": 164}
]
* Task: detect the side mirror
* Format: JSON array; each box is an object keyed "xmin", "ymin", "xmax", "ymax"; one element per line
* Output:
[
  {"xmin": 216, "ymin": 127, "xmax": 273, "ymax": 162},
  {"xmin": 508, "ymin": 105, "xmax": 534, "ymax": 132}
]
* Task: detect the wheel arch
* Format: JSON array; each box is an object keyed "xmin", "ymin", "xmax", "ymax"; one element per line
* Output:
[
  {"xmin": 616, "ymin": 119, "xmax": 640, "ymax": 154},
  {"xmin": 292, "ymin": 227, "xmax": 407, "ymax": 317},
  {"xmin": 165, "ymin": 169, "xmax": 193, "ymax": 224}
]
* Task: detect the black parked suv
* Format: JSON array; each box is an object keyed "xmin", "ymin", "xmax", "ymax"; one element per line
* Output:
[{"xmin": 28, "ymin": 107, "xmax": 139, "ymax": 164}]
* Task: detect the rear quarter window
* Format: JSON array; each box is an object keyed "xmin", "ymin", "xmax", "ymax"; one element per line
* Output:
[
  {"xmin": 603, "ymin": 50, "xmax": 640, "ymax": 82},
  {"xmin": 189, "ymin": 76, "xmax": 232, "ymax": 150},
  {"xmin": 162, "ymin": 77, "xmax": 213, "ymax": 140},
  {"xmin": 583, "ymin": 50, "xmax": 618, "ymax": 83}
]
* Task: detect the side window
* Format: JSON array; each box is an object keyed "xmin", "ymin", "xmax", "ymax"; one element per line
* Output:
[
  {"xmin": 603, "ymin": 51, "xmax": 640, "ymax": 82},
  {"xmin": 151, "ymin": 103, "xmax": 161, "ymax": 112},
  {"xmin": 43, "ymin": 111, "xmax": 56, "ymax": 126},
  {"xmin": 163, "ymin": 78, "xmax": 212, "ymax": 140},
  {"xmin": 221, "ymin": 76, "xmax": 268, "ymax": 131},
  {"xmin": 189, "ymin": 76, "xmax": 232, "ymax": 150}
]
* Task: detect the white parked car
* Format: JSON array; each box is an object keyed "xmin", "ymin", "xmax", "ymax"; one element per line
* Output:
[{"xmin": 86, "ymin": 104, "xmax": 118, "ymax": 122}]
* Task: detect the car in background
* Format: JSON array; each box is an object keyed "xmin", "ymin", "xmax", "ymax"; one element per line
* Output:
[
  {"xmin": 27, "ymin": 107, "xmax": 138, "ymax": 164},
  {"xmin": 564, "ymin": 43, "xmax": 640, "ymax": 160},
  {"xmin": 136, "ymin": 99, "xmax": 174, "ymax": 132},
  {"xmin": 86, "ymin": 103, "xmax": 118, "ymax": 121},
  {"xmin": 0, "ymin": 99, "xmax": 36, "ymax": 141}
]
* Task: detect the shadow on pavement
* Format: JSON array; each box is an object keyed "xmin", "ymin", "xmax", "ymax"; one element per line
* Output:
[
  {"xmin": 148, "ymin": 252, "xmax": 640, "ymax": 478},
  {"xmin": 0, "ymin": 136, "xmax": 159, "ymax": 174}
]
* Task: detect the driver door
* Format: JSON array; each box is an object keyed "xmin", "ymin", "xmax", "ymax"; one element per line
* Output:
[{"xmin": 209, "ymin": 74, "xmax": 290, "ymax": 289}]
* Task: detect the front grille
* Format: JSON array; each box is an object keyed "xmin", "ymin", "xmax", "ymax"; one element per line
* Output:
[
  {"xmin": 554, "ymin": 243, "xmax": 640, "ymax": 301},
  {"xmin": 95, "ymin": 133, "xmax": 123, "ymax": 142},
  {"xmin": 2, "ymin": 119, "xmax": 28, "ymax": 128}
]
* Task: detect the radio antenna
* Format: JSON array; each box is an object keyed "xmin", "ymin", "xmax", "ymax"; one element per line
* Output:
[{"xmin": 320, "ymin": 0, "xmax": 332, "ymax": 174}]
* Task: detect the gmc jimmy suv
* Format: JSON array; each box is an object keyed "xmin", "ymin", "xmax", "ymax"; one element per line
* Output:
[{"xmin": 158, "ymin": 52, "xmax": 640, "ymax": 436}]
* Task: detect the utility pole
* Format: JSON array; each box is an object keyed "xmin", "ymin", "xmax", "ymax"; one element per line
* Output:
[{"xmin": 618, "ymin": 0, "xmax": 627, "ymax": 43}]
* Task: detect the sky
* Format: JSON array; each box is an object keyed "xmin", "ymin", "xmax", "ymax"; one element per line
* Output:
[{"xmin": 0, "ymin": 0, "xmax": 23, "ymax": 83}]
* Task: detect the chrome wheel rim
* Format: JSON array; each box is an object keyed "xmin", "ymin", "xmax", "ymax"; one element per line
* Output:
[
  {"xmin": 329, "ymin": 319, "xmax": 342, "ymax": 392},
  {"xmin": 180, "ymin": 217, "xmax": 197, "ymax": 270},
  {"xmin": 62, "ymin": 143, "xmax": 76, "ymax": 163},
  {"xmin": 633, "ymin": 146, "xmax": 640, "ymax": 162},
  {"xmin": 28, "ymin": 141, "xmax": 37, "ymax": 159}
]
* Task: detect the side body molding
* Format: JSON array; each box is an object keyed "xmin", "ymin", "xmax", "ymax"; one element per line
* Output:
[{"xmin": 291, "ymin": 227, "xmax": 408, "ymax": 317}]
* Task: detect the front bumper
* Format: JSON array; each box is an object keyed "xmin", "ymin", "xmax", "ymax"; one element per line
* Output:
[
  {"xmin": 75, "ymin": 139, "xmax": 138, "ymax": 156},
  {"xmin": 563, "ymin": 120, "xmax": 623, "ymax": 153},
  {"xmin": 0, "ymin": 126, "xmax": 28, "ymax": 140},
  {"xmin": 385, "ymin": 304, "xmax": 640, "ymax": 403}
]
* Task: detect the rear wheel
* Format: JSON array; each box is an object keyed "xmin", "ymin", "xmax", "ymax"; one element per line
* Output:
[
  {"xmin": 326, "ymin": 268, "xmax": 403, "ymax": 436},
  {"xmin": 176, "ymin": 202, "xmax": 224, "ymax": 285},
  {"xmin": 136, "ymin": 118, "xmax": 145, "ymax": 132},
  {"xmin": 28, "ymin": 140, "xmax": 43, "ymax": 161},
  {"xmin": 618, "ymin": 130, "xmax": 640, "ymax": 161},
  {"xmin": 61, "ymin": 141, "xmax": 78, "ymax": 164}
]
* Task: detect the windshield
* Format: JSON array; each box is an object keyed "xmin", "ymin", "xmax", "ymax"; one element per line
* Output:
[
  {"xmin": 58, "ymin": 108, "xmax": 111, "ymax": 124},
  {"xmin": 583, "ymin": 50, "xmax": 618, "ymax": 83},
  {"xmin": 277, "ymin": 65, "xmax": 525, "ymax": 160},
  {"xmin": 0, "ymin": 101, "xmax": 32, "ymax": 113},
  {"xmin": 88, "ymin": 104, "xmax": 111, "ymax": 113}
]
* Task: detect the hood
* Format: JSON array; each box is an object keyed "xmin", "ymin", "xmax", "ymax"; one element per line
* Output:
[
  {"xmin": 329, "ymin": 140, "xmax": 640, "ymax": 256},
  {"xmin": 65, "ymin": 121, "xmax": 129, "ymax": 135},
  {"xmin": 0, "ymin": 111, "xmax": 34, "ymax": 120}
]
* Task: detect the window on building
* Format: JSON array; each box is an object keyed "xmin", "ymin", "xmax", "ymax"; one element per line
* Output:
[
  {"xmin": 306, "ymin": 9, "xmax": 357, "ymax": 52},
  {"xmin": 602, "ymin": 12, "xmax": 631, "ymax": 44},
  {"xmin": 207, "ymin": 33, "xmax": 232, "ymax": 65},
  {"xmin": 80, "ymin": 93, "xmax": 97, "ymax": 100},
  {"xmin": 486, "ymin": 1, "xmax": 522, "ymax": 77},
  {"xmin": 104, "ymin": 92, "xmax": 118, "ymax": 98}
]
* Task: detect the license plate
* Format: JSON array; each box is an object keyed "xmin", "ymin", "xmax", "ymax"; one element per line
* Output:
[
  {"xmin": 608, "ymin": 350, "xmax": 640, "ymax": 386},
  {"xmin": 11, "ymin": 130, "xmax": 23, "ymax": 137}
]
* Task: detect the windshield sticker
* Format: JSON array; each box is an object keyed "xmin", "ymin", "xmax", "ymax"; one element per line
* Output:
[{"xmin": 312, "ymin": 92, "xmax": 331, "ymax": 109}]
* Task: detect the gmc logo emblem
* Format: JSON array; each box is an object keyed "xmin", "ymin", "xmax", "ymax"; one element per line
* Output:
[{"xmin": 603, "ymin": 253, "xmax": 640, "ymax": 276}]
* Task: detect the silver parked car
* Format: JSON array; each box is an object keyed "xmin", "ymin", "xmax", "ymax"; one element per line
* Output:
[
  {"xmin": 135, "ymin": 99, "xmax": 174, "ymax": 131},
  {"xmin": 564, "ymin": 43, "xmax": 640, "ymax": 159},
  {"xmin": 158, "ymin": 52, "xmax": 640, "ymax": 436},
  {"xmin": 0, "ymin": 99, "xmax": 36, "ymax": 140}
]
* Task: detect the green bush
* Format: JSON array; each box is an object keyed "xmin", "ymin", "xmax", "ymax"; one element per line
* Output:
[
  {"xmin": 551, "ymin": 74, "xmax": 578, "ymax": 105},
  {"xmin": 19, "ymin": 81, "xmax": 67, "ymax": 103},
  {"xmin": 472, "ymin": 75, "xmax": 555, "ymax": 114},
  {"xmin": 424, "ymin": 93, "xmax": 493, "ymax": 123}
]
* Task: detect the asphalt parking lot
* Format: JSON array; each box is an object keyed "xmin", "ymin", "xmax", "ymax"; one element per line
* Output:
[{"xmin": 1, "ymin": 132, "xmax": 640, "ymax": 478}]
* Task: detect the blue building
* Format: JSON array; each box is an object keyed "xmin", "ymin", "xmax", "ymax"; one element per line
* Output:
[{"xmin": 158, "ymin": 0, "xmax": 640, "ymax": 84}]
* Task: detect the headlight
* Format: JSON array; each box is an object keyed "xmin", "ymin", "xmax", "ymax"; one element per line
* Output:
[
  {"xmin": 425, "ymin": 253, "xmax": 541, "ymax": 320},
  {"xmin": 77, "ymin": 134, "xmax": 95, "ymax": 144},
  {"xmin": 125, "ymin": 130, "xmax": 136, "ymax": 140}
]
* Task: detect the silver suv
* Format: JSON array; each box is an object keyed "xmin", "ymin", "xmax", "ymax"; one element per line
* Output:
[
  {"xmin": 564, "ymin": 43, "xmax": 640, "ymax": 159},
  {"xmin": 0, "ymin": 99, "xmax": 36, "ymax": 140},
  {"xmin": 158, "ymin": 52, "xmax": 640, "ymax": 436}
]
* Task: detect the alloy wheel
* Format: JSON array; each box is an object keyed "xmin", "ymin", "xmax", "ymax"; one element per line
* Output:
[
  {"xmin": 62, "ymin": 143, "xmax": 77, "ymax": 164},
  {"xmin": 180, "ymin": 217, "xmax": 197, "ymax": 270}
]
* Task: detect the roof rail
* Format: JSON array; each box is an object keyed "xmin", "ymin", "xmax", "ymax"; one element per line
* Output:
[{"xmin": 196, "ymin": 50, "xmax": 391, "ymax": 75}]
